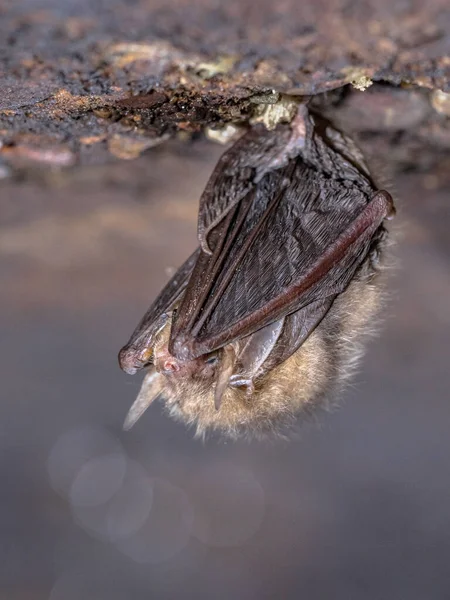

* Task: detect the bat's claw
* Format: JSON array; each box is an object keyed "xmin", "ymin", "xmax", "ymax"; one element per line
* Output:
[
  {"xmin": 376, "ymin": 190, "xmax": 396, "ymax": 220},
  {"xmin": 229, "ymin": 376, "xmax": 255, "ymax": 397}
]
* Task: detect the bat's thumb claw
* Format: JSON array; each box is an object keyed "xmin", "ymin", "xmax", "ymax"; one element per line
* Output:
[{"xmin": 376, "ymin": 190, "xmax": 396, "ymax": 220}]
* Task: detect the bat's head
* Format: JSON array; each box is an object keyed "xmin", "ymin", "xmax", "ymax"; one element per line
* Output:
[
  {"xmin": 120, "ymin": 318, "xmax": 220, "ymax": 382},
  {"xmin": 154, "ymin": 347, "xmax": 219, "ymax": 381},
  {"xmin": 118, "ymin": 340, "xmax": 218, "ymax": 379},
  {"xmin": 118, "ymin": 311, "xmax": 220, "ymax": 379}
]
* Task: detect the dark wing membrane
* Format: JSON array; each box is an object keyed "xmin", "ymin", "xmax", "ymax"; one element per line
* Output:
[
  {"xmin": 197, "ymin": 123, "xmax": 292, "ymax": 254},
  {"xmin": 118, "ymin": 248, "xmax": 199, "ymax": 374},
  {"xmin": 253, "ymin": 297, "xmax": 335, "ymax": 377},
  {"xmin": 170, "ymin": 155, "xmax": 392, "ymax": 360},
  {"xmin": 230, "ymin": 296, "xmax": 333, "ymax": 382}
]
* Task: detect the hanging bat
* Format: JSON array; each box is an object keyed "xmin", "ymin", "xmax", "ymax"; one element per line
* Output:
[{"xmin": 118, "ymin": 104, "xmax": 395, "ymax": 439}]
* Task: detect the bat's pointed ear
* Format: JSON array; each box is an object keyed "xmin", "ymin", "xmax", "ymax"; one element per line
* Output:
[
  {"xmin": 123, "ymin": 369, "xmax": 164, "ymax": 430},
  {"xmin": 214, "ymin": 346, "xmax": 236, "ymax": 410}
]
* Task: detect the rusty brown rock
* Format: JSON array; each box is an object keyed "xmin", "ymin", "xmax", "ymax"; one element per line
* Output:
[{"xmin": 0, "ymin": 0, "xmax": 449, "ymax": 173}]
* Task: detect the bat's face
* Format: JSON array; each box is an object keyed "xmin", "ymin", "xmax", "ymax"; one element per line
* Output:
[
  {"xmin": 119, "ymin": 317, "xmax": 220, "ymax": 381},
  {"xmin": 119, "ymin": 104, "xmax": 394, "ymax": 439},
  {"xmin": 154, "ymin": 326, "xmax": 219, "ymax": 382}
]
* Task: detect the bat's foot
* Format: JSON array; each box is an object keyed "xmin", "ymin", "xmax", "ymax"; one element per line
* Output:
[{"xmin": 229, "ymin": 376, "xmax": 255, "ymax": 397}]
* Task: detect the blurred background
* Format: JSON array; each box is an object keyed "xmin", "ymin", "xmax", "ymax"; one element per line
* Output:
[{"xmin": 1, "ymin": 134, "xmax": 450, "ymax": 599}]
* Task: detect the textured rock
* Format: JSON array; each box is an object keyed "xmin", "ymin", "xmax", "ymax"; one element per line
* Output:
[{"xmin": 0, "ymin": 0, "xmax": 449, "ymax": 173}]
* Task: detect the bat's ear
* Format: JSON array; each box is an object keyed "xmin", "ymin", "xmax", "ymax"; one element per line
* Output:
[
  {"xmin": 123, "ymin": 368, "xmax": 164, "ymax": 430},
  {"xmin": 214, "ymin": 346, "xmax": 236, "ymax": 410}
]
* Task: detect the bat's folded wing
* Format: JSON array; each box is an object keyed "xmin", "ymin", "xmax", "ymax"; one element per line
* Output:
[
  {"xmin": 119, "ymin": 249, "xmax": 199, "ymax": 373},
  {"xmin": 197, "ymin": 124, "xmax": 293, "ymax": 254},
  {"xmin": 170, "ymin": 158, "xmax": 393, "ymax": 361}
]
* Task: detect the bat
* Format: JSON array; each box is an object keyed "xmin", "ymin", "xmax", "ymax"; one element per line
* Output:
[{"xmin": 119, "ymin": 104, "xmax": 395, "ymax": 439}]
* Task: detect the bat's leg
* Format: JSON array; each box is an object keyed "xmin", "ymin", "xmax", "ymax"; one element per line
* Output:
[{"xmin": 265, "ymin": 106, "xmax": 308, "ymax": 171}]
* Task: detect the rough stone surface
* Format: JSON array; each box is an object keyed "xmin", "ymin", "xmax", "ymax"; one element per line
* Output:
[{"xmin": 0, "ymin": 0, "xmax": 449, "ymax": 172}]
